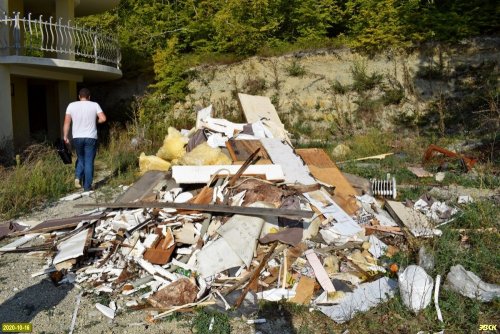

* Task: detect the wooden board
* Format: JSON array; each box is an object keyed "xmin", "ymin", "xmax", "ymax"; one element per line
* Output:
[
  {"xmin": 225, "ymin": 139, "xmax": 272, "ymax": 164},
  {"xmin": 115, "ymin": 170, "xmax": 169, "ymax": 203},
  {"xmin": 385, "ymin": 200, "xmax": 435, "ymax": 237},
  {"xmin": 19, "ymin": 213, "xmax": 103, "ymax": 234},
  {"xmin": 296, "ymin": 148, "xmax": 359, "ymax": 215}
]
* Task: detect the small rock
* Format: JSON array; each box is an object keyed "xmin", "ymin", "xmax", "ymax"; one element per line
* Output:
[{"xmin": 435, "ymin": 172, "xmax": 446, "ymax": 182}]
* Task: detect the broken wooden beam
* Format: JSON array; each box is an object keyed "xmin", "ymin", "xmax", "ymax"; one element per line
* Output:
[{"xmin": 74, "ymin": 202, "xmax": 314, "ymax": 219}]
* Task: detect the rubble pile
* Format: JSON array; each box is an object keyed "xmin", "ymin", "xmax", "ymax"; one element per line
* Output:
[{"xmin": 1, "ymin": 93, "xmax": 497, "ymax": 327}]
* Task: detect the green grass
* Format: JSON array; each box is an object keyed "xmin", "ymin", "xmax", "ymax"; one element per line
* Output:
[
  {"xmin": 0, "ymin": 144, "xmax": 74, "ymax": 219},
  {"xmin": 192, "ymin": 308, "xmax": 231, "ymax": 334}
]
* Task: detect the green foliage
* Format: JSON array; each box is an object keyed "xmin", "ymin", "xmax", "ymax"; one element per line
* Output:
[
  {"xmin": 350, "ymin": 61, "xmax": 384, "ymax": 93},
  {"xmin": 0, "ymin": 145, "xmax": 73, "ymax": 219},
  {"xmin": 241, "ymin": 76, "xmax": 267, "ymax": 95},
  {"xmin": 192, "ymin": 308, "xmax": 230, "ymax": 334},
  {"xmin": 286, "ymin": 59, "xmax": 307, "ymax": 77},
  {"xmin": 381, "ymin": 78, "xmax": 405, "ymax": 105},
  {"xmin": 330, "ymin": 80, "xmax": 349, "ymax": 95}
]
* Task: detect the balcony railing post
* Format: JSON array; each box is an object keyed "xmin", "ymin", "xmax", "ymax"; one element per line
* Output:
[
  {"xmin": 13, "ymin": 12, "xmax": 20, "ymax": 55},
  {"xmin": 93, "ymin": 33, "xmax": 97, "ymax": 64}
]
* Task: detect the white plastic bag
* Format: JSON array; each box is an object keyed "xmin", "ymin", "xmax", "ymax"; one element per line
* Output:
[
  {"xmin": 445, "ymin": 265, "xmax": 500, "ymax": 302},
  {"xmin": 399, "ymin": 265, "xmax": 434, "ymax": 313}
]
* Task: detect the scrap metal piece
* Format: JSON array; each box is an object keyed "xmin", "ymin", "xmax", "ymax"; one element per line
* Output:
[{"xmin": 423, "ymin": 144, "xmax": 477, "ymax": 172}]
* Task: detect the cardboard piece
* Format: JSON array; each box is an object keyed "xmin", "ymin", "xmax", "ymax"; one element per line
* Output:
[
  {"xmin": 143, "ymin": 229, "xmax": 175, "ymax": 265},
  {"xmin": 290, "ymin": 276, "xmax": 316, "ymax": 304}
]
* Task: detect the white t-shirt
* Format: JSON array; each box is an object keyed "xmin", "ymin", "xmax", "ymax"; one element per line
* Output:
[{"xmin": 66, "ymin": 101, "xmax": 103, "ymax": 139}]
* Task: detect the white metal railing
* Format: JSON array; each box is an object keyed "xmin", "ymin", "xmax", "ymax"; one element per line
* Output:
[{"xmin": 0, "ymin": 12, "xmax": 121, "ymax": 69}]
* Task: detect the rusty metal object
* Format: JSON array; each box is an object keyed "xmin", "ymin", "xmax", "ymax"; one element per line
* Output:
[{"xmin": 423, "ymin": 144, "xmax": 477, "ymax": 172}]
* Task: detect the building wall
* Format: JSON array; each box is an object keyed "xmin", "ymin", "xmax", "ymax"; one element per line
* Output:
[{"xmin": 11, "ymin": 76, "xmax": 30, "ymax": 147}]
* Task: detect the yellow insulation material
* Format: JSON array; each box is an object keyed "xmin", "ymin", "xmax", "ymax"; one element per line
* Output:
[
  {"xmin": 156, "ymin": 127, "xmax": 189, "ymax": 161},
  {"xmin": 139, "ymin": 152, "xmax": 171, "ymax": 173},
  {"xmin": 179, "ymin": 142, "xmax": 232, "ymax": 166}
]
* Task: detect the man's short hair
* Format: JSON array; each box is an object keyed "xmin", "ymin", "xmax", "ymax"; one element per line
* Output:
[{"xmin": 79, "ymin": 88, "xmax": 91, "ymax": 98}]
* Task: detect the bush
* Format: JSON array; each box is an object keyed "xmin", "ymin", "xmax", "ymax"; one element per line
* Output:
[
  {"xmin": 330, "ymin": 80, "xmax": 349, "ymax": 95},
  {"xmin": 351, "ymin": 61, "xmax": 384, "ymax": 93},
  {"xmin": 286, "ymin": 59, "xmax": 307, "ymax": 77}
]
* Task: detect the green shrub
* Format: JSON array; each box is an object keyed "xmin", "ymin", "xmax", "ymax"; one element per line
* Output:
[
  {"xmin": 351, "ymin": 61, "xmax": 384, "ymax": 93},
  {"xmin": 330, "ymin": 80, "xmax": 349, "ymax": 95},
  {"xmin": 286, "ymin": 59, "xmax": 307, "ymax": 77}
]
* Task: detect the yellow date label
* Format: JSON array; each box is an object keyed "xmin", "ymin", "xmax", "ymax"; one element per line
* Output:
[{"xmin": 2, "ymin": 323, "xmax": 32, "ymax": 333}]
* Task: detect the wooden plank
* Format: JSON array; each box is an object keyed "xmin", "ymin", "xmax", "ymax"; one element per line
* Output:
[
  {"xmin": 296, "ymin": 148, "xmax": 359, "ymax": 215},
  {"xmin": 225, "ymin": 139, "xmax": 271, "ymax": 163},
  {"xmin": 15, "ymin": 213, "xmax": 104, "ymax": 235},
  {"xmin": 385, "ymin": 200, "xmax": 435, "ymax": 237},
  {"xmin": 75, "ymin": 202, "xmax": 314, "ymax": 219},
  {"xmin": 115, "ymin": 170, "xmax": 168, "ymax": 203},
  {"xmin": 295, "ymin": 148, "xmax": 336, "ymax": 168}
]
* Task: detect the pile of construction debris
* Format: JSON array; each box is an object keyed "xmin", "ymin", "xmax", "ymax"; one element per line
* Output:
[{"xmin": 1, "ymin": 93, "xmax": 498, "ymax": 328}]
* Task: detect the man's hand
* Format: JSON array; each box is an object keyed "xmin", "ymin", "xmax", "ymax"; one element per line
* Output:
[{"xmin": 64, "ymin": 136, "xmax": 69, "ymax": 144}]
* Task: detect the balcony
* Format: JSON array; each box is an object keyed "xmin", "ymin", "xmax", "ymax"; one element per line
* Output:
[{"xmin": 0, "ymin": 12, "xmax": 121, "ymax": 80}]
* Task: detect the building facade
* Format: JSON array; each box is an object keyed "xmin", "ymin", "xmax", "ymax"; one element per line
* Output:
[{"xmin": 0, "ymin": 0, "xmax": 121, "ymax": 151}]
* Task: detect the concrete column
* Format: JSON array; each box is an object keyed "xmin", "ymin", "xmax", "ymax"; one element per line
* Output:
[
  {"xmin": 46, "ymin": 83, "xmax": 59, "ymax": 141},
  {"xmin": 56, "ymin": 0, "xmax": 75, "ymax": 60},
  {"xmin": 0, "ymin": 65, "xmax": 14, "ymax": 152},
  {"xmin": 57, "ymin": 80, "xmax": 77, "ymax": 136},
  {"xmin": 0, "ymin": 0, "xmax": 9, "ymax": 57},
  {"xmin": 11, "ymin": 76, "xmax": 29, "ymax": 147}
]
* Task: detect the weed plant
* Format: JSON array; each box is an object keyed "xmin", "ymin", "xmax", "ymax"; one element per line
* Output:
[{"xmin": 0, "ymin": 144, "xmax": 73, "ymax": 219}]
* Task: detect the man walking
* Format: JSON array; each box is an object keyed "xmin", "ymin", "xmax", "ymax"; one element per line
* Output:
[{"xmin": 63, "ymin": 88, "xmax": 106, "ymax": 191}]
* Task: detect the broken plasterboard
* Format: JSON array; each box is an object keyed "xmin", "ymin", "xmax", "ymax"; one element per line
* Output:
[
  {"xmin": 53, "ymin": 229, "xmax": 90, "ymax": 265},
  {"xmin": 0, "ymin": 233, "xmax": 40, "ymax": 252},
  {"xmin": 196, "ymin": 105, "xmax": 212, "ymax": 129},
  {"xmin": 260, "ymin": 138, "xmax": 316, "ymax": 185},
  {"xmin": 317, "ymin": 277, "xmax": 398, "ymax": 323},
  {"xmin": 217, "ymin": 214, "xmax": 265, "ymax": 267},
  {"xmin": 171, "ymin": 165, "xmax": 284, "ymax": 184},
  {"xmin": 385, "ymin": 200, "xmax": 440, "ymax": 237},
  {"xmin": 196, "ymin": 237, "xmax": 245, "ymax": 278},
  {"xmin": 238, "ymin": 93, "xmax": 289, "ymax": 141},
  {"xmin": 303, "ymin": 189, "xmax": 362, "ymax": 237}
]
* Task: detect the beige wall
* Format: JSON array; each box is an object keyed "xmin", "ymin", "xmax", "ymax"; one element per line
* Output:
[
  {"xmin": 58, "ymin": 80, "xmax": 77, "ymax": 133},
  {"xmin": 11, "ymin": 76, "xmax": 30, "ymax": 147},
  {"xmin": 0, "ymin": 65, "xmax": 13, "ymax": 144}
]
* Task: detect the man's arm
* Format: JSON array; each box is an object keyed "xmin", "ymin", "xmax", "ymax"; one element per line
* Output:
[
  {"xmin": 63, "ymin": 114, "xmax": 72, "ymax": 144},
  {"xmin": 97, "ymin": 112, "xmax": 106, "ymax": 124}
]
